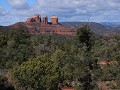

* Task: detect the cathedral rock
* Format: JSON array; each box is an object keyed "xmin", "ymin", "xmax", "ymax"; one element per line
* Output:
[
  {"xmin": 26, "ymin": 14, "xmax": 58, "ymax": 25},
  {"xmin": 13, "ymin": 14, "xmax": 76, "ymax": 36}
]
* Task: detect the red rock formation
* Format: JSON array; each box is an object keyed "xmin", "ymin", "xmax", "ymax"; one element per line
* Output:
[
  {"xmin": 62, "ymin": 87, "xmax": 74, "ymax": 90},
  {"xmin": 42, "ymin": 16, "xmax": 48, "ymax": 25},
  {"xmin": 97, "ymin": 60, "xmax": 118, "ymax": 65},
  {"xmin": 26, "ymin": 14, "xmax": 41, "ymax": 23},
  {"xmin": 11, "ymin": 14, "xmax": 77, "ymax": 36},
  {"xmin": 12, "ymin": 22, "xmax": 76, "ymax": 36},
  {"xmin": 51, "ymin": 16, "xmax": 58, "ymax": 25},
  {"xmin": 29, "ymin": 24, "xmax": 75, "ymax": 36}
]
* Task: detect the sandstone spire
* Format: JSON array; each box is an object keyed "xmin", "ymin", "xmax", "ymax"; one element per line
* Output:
[{"xmin": 51, "ymin": 16, "xmax": 58, "ymax": 25}]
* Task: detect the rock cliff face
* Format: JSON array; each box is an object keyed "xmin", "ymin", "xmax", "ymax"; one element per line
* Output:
[
  {"xmin": 23, "ymin": 22, "xmax": 76, "ymax": 36},
  {"xmin": 42, "ymin": 16, "xmax": 48, "ymax": 25},
  {"xmin": 26, "ymin": 14, "xmax": 59, "ymax": 25},
  {"xmin": 23, "ymin": 14, "xmax": 76, "ymax": 36},
  {"xmin": 26, "ymin": 14, "xmax": 41, "ymax": 23}
]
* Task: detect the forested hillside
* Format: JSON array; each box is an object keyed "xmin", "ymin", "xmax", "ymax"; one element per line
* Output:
[{"xmin": 0, "ymin": 25, "xmax": 120, "ymax": 90}]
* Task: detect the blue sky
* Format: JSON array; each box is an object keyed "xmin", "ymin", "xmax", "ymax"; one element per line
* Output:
[{"xmin": 0, "ymin": 0, "xmax": 120, "ymax": 26}]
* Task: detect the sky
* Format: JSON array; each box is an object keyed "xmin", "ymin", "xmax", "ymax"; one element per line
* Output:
[{"xmin": 0, "ymin": 0, "xmax": 120, "ymax": 26}]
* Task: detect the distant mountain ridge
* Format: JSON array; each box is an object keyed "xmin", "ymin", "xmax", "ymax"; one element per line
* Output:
[
  {"xmin": 100, "ymin": 22, "xmax": 120, "ymax": 27},
  {"xmin": 61, "ymin": 22, "xmax": 120, "ymax": 34}
]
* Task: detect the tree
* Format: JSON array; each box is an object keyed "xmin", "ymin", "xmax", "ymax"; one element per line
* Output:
[
  {"xmin": 10, "ymin": 54, "xmax": 58, "ymax": 90},
  {"xmin": 0, "ymin": 75, "xmax": 14, "ymax": 90},
  {"xmin": 4, "ymin": 26, "xmax": 35, "ymax": 68},
  {"xmin": 75, "ymin": 25, "xmax": 97, "ymax": 90},
  {"xmin": 0, "ymin": 33, "xmax": 8, "ymax": 68},
  {"xmin": 30, "ymin": 35, "xmax": 44, "ymax": 46},
  {"xmin": 76, "ymin": 24, "xmax": 95, "ymax": 51},
  {"xmin": 51, "ymin": 50, "xmax": 71, "ymax": 83}
]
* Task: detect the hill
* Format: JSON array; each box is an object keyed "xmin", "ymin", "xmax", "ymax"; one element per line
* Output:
[{"xmin": 61, "ymin": 22, "xmax": 120, "ymax": 34}]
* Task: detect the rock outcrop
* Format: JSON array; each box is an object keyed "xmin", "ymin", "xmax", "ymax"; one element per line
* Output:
[
  {"xmin": 26, "ymin": 14, "xmax": 41, "ymax": 23},
  {"xmin": 42, "ymin": 16, "xmax": 48, "ymax": 25},
  {"xmin": 24, "ymin": 23, "xmax": 75, "ymax": 36},
  {"xmin": 51, "ymin": 16, "xmax": 58, "ymax": 25},
  {"xmin": 12, "ymin": 14, "xmax": 76, "ymax": 36},
  {"xmin": 26, "ymin": 14, "xmax": 58, "ymax": 25}
]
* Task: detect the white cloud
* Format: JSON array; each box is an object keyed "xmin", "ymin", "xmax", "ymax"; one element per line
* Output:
[
  {"xmin": 7, "ymin": 0, "xmax": 30, "ymax": 10},
  {"xmin": 110, "ymin": 0, "xmax": 120, "ymax": 3},
  {"xmin": 0, "ymin": 0, "xmax": 120, "ymax": 25},
  {"xmin": 0, "ymin": 7, "xmax": 8, "ymax": 16},
  {"xmin": 34, "ymin": 0, "xmax": 120, "ymax": 22}
]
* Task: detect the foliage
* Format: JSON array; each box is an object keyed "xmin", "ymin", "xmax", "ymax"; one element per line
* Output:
[
  {"xmin": 10, "ymin": 54, "xmax": 58, "ymax": 90},
  {"xmin": 0, "ymin": 25, "xmax": 120, "ymax": 90},
  {"xmin": 0, "ymin": 26, "xmax": 35, "ymax": 68},
  {"xmin": 76, "ymin": 25, "xmax": 95, "ymax": 51},
  {"xmin": 51, "ymin": 50, "xmax": 72, "ymax": 82},
  {"xmin": 0, "ymin": 75, "xmax": 14, "ymax": 90}
]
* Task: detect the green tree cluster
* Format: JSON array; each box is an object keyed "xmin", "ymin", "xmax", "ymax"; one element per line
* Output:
[
  {"xmin": 0, "ymin": 26, "xmax": 35, "ymax": 68},
  {"xmin": 0, "ymin": 25, "xmax": 120, "ymax": 90}
]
